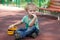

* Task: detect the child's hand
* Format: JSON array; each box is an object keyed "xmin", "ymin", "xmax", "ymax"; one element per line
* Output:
[
  {"xmin": 8, "ymin": 24, "xmax": 14, "ymax": 29},
  {"xmin": 31, "ymin": 14, "xmax": 37, "ymax": 18}
]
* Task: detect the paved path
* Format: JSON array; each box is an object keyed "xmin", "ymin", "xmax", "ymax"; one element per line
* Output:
[{"xmin": 0, "ymin": 10, "xmax": 60, "ymax": 40}]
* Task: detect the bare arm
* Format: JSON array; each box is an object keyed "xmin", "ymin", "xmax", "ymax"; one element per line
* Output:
[
  {"xmin": 29, "ymin": 14, "xmax": 37, "ymax": 27},
  {"xmin": 12, "ymin": 20, "xmax": 23, "ymax": 26},
  {"xmin": 8, "ymin": 20, "xmax": 23, "ymax": 29}
]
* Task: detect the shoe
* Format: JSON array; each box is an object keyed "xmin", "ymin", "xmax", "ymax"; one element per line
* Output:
[{"xmin": 31, "ymin": 33, "xmax": 37, "ymax": 38}]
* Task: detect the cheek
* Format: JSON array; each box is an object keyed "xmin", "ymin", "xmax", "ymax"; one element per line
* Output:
[{"xmin": 28, "ymin": 12, "xmax": 32, "ymax": 14}]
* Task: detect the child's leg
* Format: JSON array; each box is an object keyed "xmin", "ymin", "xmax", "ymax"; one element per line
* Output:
[
  {"xmin": 15, "ymin": 26, "xmax": 39, "ymax": 38},
  {"xmin": 25, "ymin": 26, "xmax": 39, "ymax": 38},
  {"xmin": 15, "ymin": 26, "xmax": 36, "ymax": 38},
  {"xmin": 17, "ymin": 28, "xmax": 27, "ymax": 31},
  {"xmin": 28, "ymin": 27, "xmax": 39, "ymax": 38},
  {"xmin": 15, "ymin": 28, "xmax": 27, "ymax": 38},
  {"xmin": 35, "ymin": 28, "xmax": 39, "ymax": 35},
  {"xmin": 24, "ymin": 26, "xmax": 39, "ymax": 36}
]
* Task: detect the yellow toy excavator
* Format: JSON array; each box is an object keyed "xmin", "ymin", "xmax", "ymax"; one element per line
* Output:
[{"xmin": 8, "ymin": 26, "xmax": 17, "ymax": 36}]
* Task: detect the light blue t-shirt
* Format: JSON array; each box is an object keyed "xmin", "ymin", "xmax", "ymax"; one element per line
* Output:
[{"xmin": 21, "ymin": 15, "xmax": 39, "ymax": 29}]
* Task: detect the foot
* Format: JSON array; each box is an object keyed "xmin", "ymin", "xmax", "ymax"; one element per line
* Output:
[
  {"xmin": 31, "ymin": 33, "xmax": 38, "ymax": 38},
  {"xmin": 14, "ymin": 31, "xmax": 21, "ymax": 40}
]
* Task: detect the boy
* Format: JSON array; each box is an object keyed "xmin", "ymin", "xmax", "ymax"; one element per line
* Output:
[{"xmin": 8, "ymin": 3, "xmax": 40, "ymax": 39}]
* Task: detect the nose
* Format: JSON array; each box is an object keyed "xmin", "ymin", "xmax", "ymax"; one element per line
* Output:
[
  {"xmin": 32, "ymin": 12, "xmax": 34, "ymax": 14},
  {"xmin": 32, "ymin": 13, "xmax": 34, "ymax": 14}
]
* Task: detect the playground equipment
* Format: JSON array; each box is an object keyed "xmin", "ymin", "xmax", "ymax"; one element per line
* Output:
[{"xmin": 40, "ymin": 0, "xmax": 60, "ymax": 20}]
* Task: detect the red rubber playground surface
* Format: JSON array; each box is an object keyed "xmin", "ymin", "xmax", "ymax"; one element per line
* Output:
[{"xmin": 0, "ymin": 10, "xmax": 60, "ymax": 40}]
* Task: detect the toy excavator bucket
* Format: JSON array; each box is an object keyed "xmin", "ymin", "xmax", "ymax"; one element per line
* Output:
[{"xmin": 8, "ymin": 26, "xmax": 17, "ymax": 36}]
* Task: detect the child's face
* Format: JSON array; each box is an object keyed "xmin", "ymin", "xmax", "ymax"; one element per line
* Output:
[{"xmin": 27, "ymin": 6, "xmax": 37, "ymax": 15}]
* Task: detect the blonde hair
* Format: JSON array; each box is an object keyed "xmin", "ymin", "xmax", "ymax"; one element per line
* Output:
[{"xmin": 25, "ymin": 3, "xmax": 38, "ymax": 11}]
